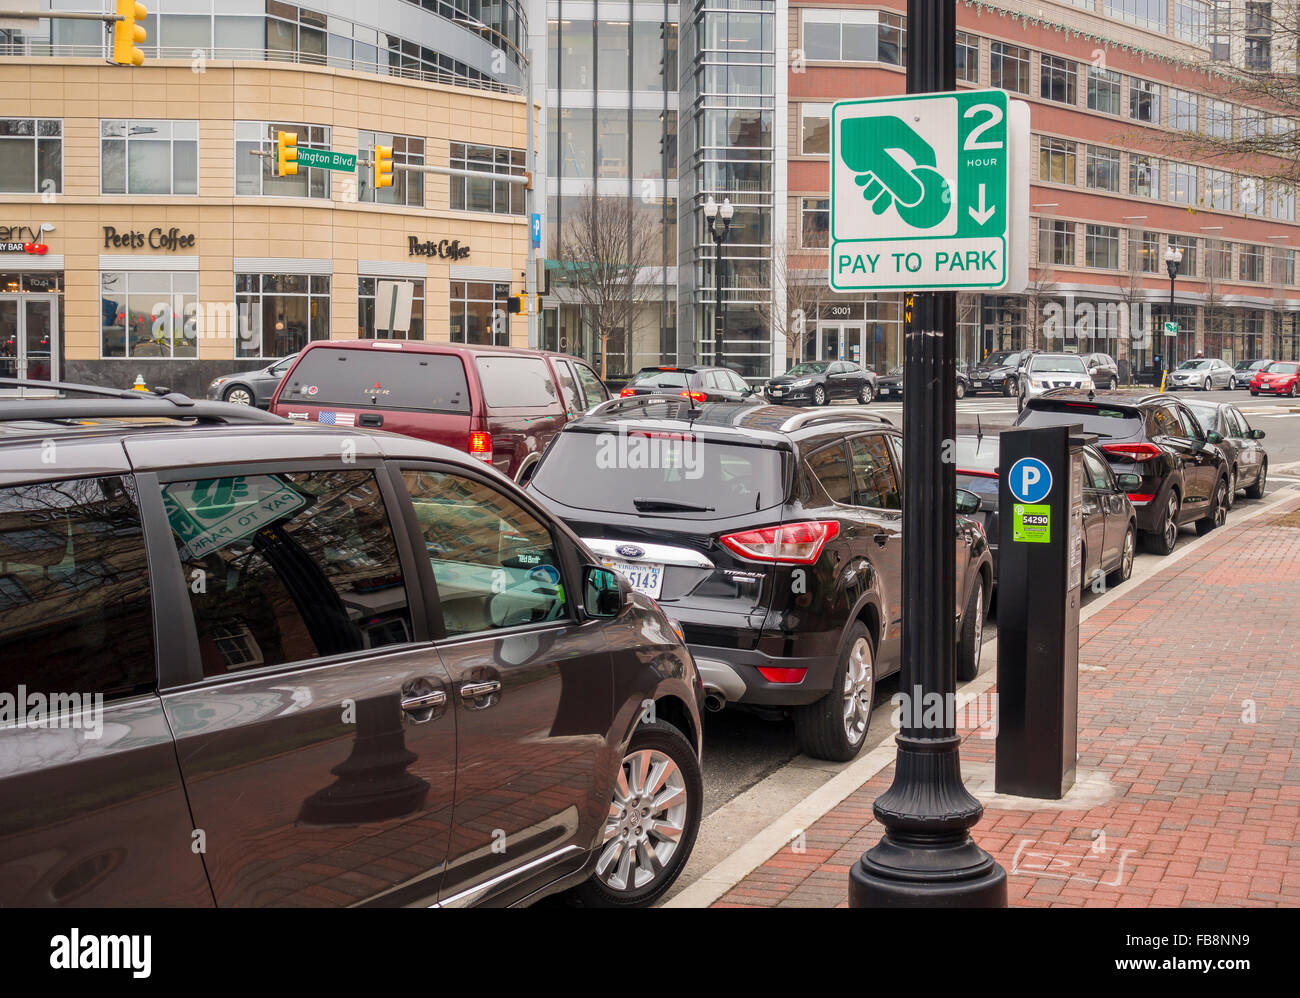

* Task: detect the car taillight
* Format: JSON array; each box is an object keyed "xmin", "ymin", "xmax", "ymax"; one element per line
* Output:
[
  {"xmin": 756, "ymin": 667, "xmax": 808, "ymax": 684},
  {"xmin": 720, "ymin": 521, "xmax": 840, "ymax": 564},
  {"xmin": 680, "ymin": 390, "xmax": 708, "ymax": 403},
  {"xmin": 957, "ymin": 468, "xmax": 998, "ymax": 479},
  {"xmin": 1102, "ymin": 442, "xmax": 1162, "ymax": 462},
  {"xmin": 1127, "ymin": 493, "xmax": 1155, "ymax": 504},
  {"xmin": 620, "ymin": 387, "xmax": 636, "ymax": 397},
  {"xmin": 468, "ymin": 430, "xmax": 493, "ymax": 463}
]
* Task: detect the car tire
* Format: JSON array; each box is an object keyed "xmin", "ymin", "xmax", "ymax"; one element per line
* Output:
[
  {"xmin": 1002, "ymin": 378, "xmax": 1017, "ymax": 397},
  {"xmin": 858, "ymin": 382, "xmax": 874, "ymax": 405},
  {"xmin": 1107, "ymin": 524, "xmax": 1136, "ymax": 588},
  {"xmin": 955, "ymin": 380, "xmax": 967, "ymax": 400},
  {"xmin": 1245, "ymin": 459, "xmax": 1268, "ymax": 500},
  {"xmin": 1196, "ymin": 476, "xmax": 1229, "ymax": 536},
  {"xmin": 568, "ymin": 720, "xmax": 702, "ymax": 909},
  {"xmin": 813, "ymin": 384, "xmax": 827, "ymax": 407},
  {"xmin": 795, "ymin": 621, "xmax": 875, "ymax": 762},
  {"xmin": 956, "ymin": 577, "xmax": 986, "ymax": 682},
  {"xmin": 223, "ymin": 385, "xmax": 254, "ymax": 406},
  {"xmin": 1227, "ymin": 467, "xmax": 1238, "ymax": 508},
  {"xmin": 1250, "ymin": 390, "xmax": 1259, "ymax": 397},
  {"xmin": 1291, "ymin": 382, "xmax": 1299, "ymax": 398},
  {"xmin": 1108, "ymin": 377, "xmax": 1118, "ymax": 390},
  {"xmin": 1144, "ymin": 490, "xmax": 1180, "ymax": 555}
]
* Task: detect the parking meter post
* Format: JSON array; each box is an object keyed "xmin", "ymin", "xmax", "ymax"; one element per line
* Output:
[
  {"xmin": 994, "ymin": 425, "xmax": 1088, "ymax": 798},
  {"xmin": 848, "ymin": 0, "xmax": 1007, "ymax": 908}
]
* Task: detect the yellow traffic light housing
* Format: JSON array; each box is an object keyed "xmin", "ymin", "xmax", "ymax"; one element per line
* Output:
[
  {"xmin": 276, "ymin": 131, "xmax": 298, "ymax": 177},
  {"xmin": 112, "ymin": 0, "xmax": 148, "ymax": 67},
  {"xmin": 374, "ymin": 145, "xmax": 393, "ymax": 188}
]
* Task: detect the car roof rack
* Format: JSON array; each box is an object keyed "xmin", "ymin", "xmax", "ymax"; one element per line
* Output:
[
  {"xmin": 586, "ymin": 393, "xmax": 700, "ymax": 419},
  {"xmin": 0, "ymin": 378, "xmax": 286, "ymax": 426},
  {"xmin": 779, "ymin": 409, "xmax": 894, "ymax": 433}
]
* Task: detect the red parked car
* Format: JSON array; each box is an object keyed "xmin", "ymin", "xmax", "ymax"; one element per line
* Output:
[
  {"xmin": 270, "ymin": 340, "xmax": 610, "ymax": 482},
  {"xmin": 1249, "ymin": 360, "xmax": 1300, "ymax": 398}
]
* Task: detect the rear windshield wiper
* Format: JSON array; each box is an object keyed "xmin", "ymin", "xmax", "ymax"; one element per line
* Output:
[{"xmin": 633, "ymin": 497, "xmax": 716, "ymax": 512}]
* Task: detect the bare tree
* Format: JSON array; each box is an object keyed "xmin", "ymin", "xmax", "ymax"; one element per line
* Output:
[
  {"xmin": 1019, "ymin": 262, "xmax": 1059, "ymax": 352},
  {"xmin": 557, "ymin": 189, "xmax": 663, "ymax": 377},
  {"xmin": 761, "ymin": 236, "xmax": 826, "ymax": 367},
  {"xmin": 1115, "ymin": 229, "xmax": 1156, "ymax": 377},
  {"xmin": 1203, "ymin": 239, "xmax": 1230, "ymax": 361}
]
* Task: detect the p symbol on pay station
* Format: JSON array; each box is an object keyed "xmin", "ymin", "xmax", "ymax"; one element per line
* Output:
[{"xmin": 1008, "ymin": 457, "xmax": 1052, "ymax": 504}]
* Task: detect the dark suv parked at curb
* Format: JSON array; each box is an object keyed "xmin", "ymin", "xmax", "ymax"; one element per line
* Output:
[
  {"xmin": 621, "ymin": 365, "xmax": 760, "ymax": 404},
  {"xmin": 526, "ymin": 398, "xmax": 992, "ymax": 762},
  {"xmin": 0, "ymin": 379, "xmax": 702, "ymax": 909},
  {"xmin": 1016, "ymin": 390, "xmax": 1231, "ymax": 554}
]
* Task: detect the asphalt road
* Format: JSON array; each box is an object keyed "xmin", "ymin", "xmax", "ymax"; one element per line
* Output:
[{"xmin": 698, "ymin": 386, "xmax": 1300, "ymax": 819}]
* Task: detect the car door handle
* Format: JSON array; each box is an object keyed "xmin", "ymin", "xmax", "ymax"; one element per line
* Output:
[
  {"xmin": 460, "ymin": 680, "xmax": 501, "ymax": 701},
  {"xmin": 401, "ymin": 689, "xmax": 447, "ymax": 712}
]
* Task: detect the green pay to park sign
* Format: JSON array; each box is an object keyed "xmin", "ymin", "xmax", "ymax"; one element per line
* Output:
[{"xmin": 831, "ymin": 89, "xmax": 1010, "ymax": 292}]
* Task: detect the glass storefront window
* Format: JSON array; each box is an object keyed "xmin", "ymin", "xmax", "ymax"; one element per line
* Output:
[
  {"xmin": 450, "ymin": 281, "xmax": 510, "ymax": 345},
  {"xmin": 234, "ymin": 272, "xmax": 330, "ymax": 358},
  {"xmin": 358, "ymin": 277, "xmax": 424, "ymax": 339},
  {"xmin": 101, "ymin": 119, "xmax": 199, "ymax": 196},
  {"xmin": 100, "ymin": 271, "xmax": 199, "ymax": 359}
]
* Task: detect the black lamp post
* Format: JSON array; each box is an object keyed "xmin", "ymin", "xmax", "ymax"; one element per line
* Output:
[
  {"xmin": 1165, "ymin": 245, "xmax": 1183, "ymax": 371},
  {"xmin": 848, "ymin": 0, "xmax": 1007, "ymax": 908},
  {"xmin": 704, "ymin": 195, "xmax": 734, "ymax": 366}
]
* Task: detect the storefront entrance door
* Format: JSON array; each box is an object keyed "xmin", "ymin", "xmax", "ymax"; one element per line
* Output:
[
  {"xmin": 0, "ymin": 295, "xmax": 60, "ymax": 391},
  {"xmin": 806, "ymin": 324, "xmax": 866, "ymax": 365}
]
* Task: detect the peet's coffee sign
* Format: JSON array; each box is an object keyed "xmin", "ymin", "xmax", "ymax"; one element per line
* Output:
[
  {"xmin": 103, "ymin": 226, "xmax": 196, "ymax": 251},
  {"xmin": 408, "ymin": 235, "xmax": 470, "ymax": 260}
]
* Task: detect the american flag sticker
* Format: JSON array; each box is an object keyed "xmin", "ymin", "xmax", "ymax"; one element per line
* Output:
[{"xmin": 318, "ymin": 411, "xmax": 356, "ymax": 426}]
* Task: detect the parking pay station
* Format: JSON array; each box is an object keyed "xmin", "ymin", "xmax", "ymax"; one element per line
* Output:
[{"xmin": 995, "ymin": 424, "xmax": 1091, "ymax": 798}]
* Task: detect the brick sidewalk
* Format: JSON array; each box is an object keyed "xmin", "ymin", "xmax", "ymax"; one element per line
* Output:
[{"xmin": 714, "ymin": 494, "xmax": 1300, "ymax": 908}]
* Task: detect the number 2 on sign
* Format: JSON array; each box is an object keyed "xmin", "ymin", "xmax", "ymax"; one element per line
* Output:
[{"xmin": 962, "ymin": 104, "xmax": 1004, "ymax": 151}]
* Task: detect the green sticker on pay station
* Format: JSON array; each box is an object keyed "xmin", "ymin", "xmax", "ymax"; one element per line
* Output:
[{"xmin": 1012, "ymin": 503, "xmax": 1050, "ymax": 543}]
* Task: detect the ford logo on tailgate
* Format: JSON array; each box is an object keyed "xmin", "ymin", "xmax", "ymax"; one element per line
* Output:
[{"xmin": 616, "ymin": 544, "xmax": 645, "ymax": 559}]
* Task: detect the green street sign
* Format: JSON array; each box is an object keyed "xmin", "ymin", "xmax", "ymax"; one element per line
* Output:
[
  {"xmin": 1163, "ymin": 321, "xmax": 1179, "ymax": 336},
  {"xmin": 831, "ymin": 89, "xmax": 1010, "ymax": 292},
  {"xmin": 296, "ymin": 147, "xmax": 357, "ymax": 172}
]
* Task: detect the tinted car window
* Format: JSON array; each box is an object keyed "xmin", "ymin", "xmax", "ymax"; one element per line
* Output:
[
  {"xmin": 1228, "ymin": 409, "xmax": 1249, "ymax": 437},
  {"xmin": 476, "ymin": 355, "xmax": 560, "ymax": 408},
  {"xmin": 553, "ymin": 360, "xmax": 582, "ymax": 413},
  {"xmin": 1175, "ymin": 406, "xmax": 1204, "ymax": 440},
  {"xmin": 573, "ymin": 363, "xmax": 609, "ymax": 406},
  {"xmin": 808, "ymin": 444, "xmax": 853, "ymax": 504},
  {"xmin": 848, "ymin": 435, "xmax": 902, "ymax": 509},
  {"xmin": 281, "ymin": 348, "xmax": 470, "ymax": 412},
  {"xmin": 726, "ymin": 371, "xmax": 749, "ymax": 392},
  {"xmin": 403, "ymin": 469, "xmax": 566, "ymax": 637},
  {"xmin": 1082, "ymin": 450, "xmax": 1111, "ymax": 490},
  {"xmin": 162, "ymin": 469, "xmax": 411, "ymax": 677},
  {"xmin": 269, "ymin": 355, "xmax": 295, "ymax": 375},
  {"xmin": 1148, "ymin": 403, "xmax": 1182, "ymax": 438},
  {"xmin": 1018, "ymin": 401, "xmax": 1144, "ymax": 439},
  {"xmin": 630, "ymin": 369, "xmax": 689, "ymax": 389},
  {"xmin": 0, "ymin": 476, "xmax": 154, "ymax": 701},
  {"xmin": 1186, "ymin": 404, "xmax": 1218, "ymax": 435}
]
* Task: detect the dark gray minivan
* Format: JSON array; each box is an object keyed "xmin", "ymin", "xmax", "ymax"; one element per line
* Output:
[{"xmin": 0, "ymin": 381, "xmax": 703, "ymax": 908}]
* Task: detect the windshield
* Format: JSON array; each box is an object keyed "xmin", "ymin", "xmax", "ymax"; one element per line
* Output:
[
  {"xmin": 954, "ymin": 436, "xmax": 999, "ymax": 472},
  {"xmin": 530, "ymin": 430, "xmax": 786, "ymax": 519},
  {"xmin": 982, "ymin": 351, "xmax": 1019, "ymax": 367},
  {"xmin": 1178, "ymin": 360, "xmax": 1211, "ymax": 370},
  {"xmin": 786, "ymin": 362, "xmax": 829, "ymax": 376},
  {"xmin": 1029, "ymin": 355, "xmax": 1087, "ymax": 374},
  {"xmin": 1018, "ymin": 400, "xmax": 1144, "ymax": 439},
  {"xmin": 630, "ymin": 369, "xmax": 690, "ymax": 389},
  {"xmin": 1265, "ymin": 362, "xmax": 1299, "ymax": 375},
  {"xmin": 1236, "ymin": 360, "xmax": 1264, "ymax": 371}
]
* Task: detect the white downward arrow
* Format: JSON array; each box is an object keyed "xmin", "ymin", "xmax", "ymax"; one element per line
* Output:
[{"xmin": 968, "ymin": 184, "xmax": 995, "ymax": 226}]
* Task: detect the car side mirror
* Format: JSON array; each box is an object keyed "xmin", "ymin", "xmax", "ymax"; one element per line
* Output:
[
  {"xmin": 955, "ymin": 489, "xmax": 982, "ymax": 515},
  {"xmin": 583, "ymin": 565, "xmax": 627, "ymax": 617},
  {"xmin": 1116, "ymin": 473, "xmax": 1142, "ymax": 489},
  {"xmin": 1206, "ymin": 430, "xmax": 1223, "ymax": 444},
  {"xmin": 1252, "ymin": 428, "xmax": 1266, "ymax": 440}
]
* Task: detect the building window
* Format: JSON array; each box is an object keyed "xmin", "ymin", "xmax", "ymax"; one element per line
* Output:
[
  {"xmin": 1129, "ymin": 79, "xmax": 1161, "ymax": 123},
  {"xmin": 1168, "ymin": 234, "xmax": 1197, "ymax": 276},
  {"xmin": 100, "ymin": 271, "xmax": 199, "ymax": 359},
  {"xmin": 357, "ymin": 131, "xmax": 423, "ymax": 206},
  {"xmin": 989, "ymin": 42, "xmax": 1029, "ymax": 94},
  {"xmin": 450, "ymin": 142, "xmax": 526, "ymax": 215},
  {"xmin": 802, "ymin": 197, "xmax": 829, "ymax": 248},
  {"xmin": 1086, "ymin": 68, "xmax": 1122, "ymax": 115},
  {"xmin": 0, "ymin": 118, "xmax": 61, "ymax": 194},
  {"xmin": 1239, "ymin": 244, "xmax": 1265, "ymax": 282},
  {"xmin": 956, "ymin": 32, "xmax": 978, "ymax": 83},
  {"xmin": 1086, "ymin": 146, "xmax": 1120, "ymax": 192},
  {"xmin": 450, "ymin": 281, "xmax": 511, "ymax": 345},
  {"xmin": 1104, "ymin": 0, "xmax": 1167, "ymax": 32},
  {"xmin": 631, "ymin": 20, "xmax": 678, "ymax": 91},
  {"xmin": 357, "ymin": 277, "xmax": 424, "ymax": 339},
  {"xmin": 1273, "ymin": 248, "xmax": 1296, "ymax": 287},
  {"xmin": 1169, "ymin": 89, "xmax": 1198, "ymax": 131},
  {"xmin": 1175, "ymin": 0, "xmax": 1210, "ymax": 44},
  {"xmin": 1038, "ymin": 219, "xmax": 1075, "ymax": 266},
  {"xmin": 1129, "ymin": 154, "xmax": 1160, "ymax": 198},
  {"xmin": 1170, "ymin": 163, "xmax": 1198, "ymax": 204},
  {"xmin": 101, "ymin": 120, "xmax": 198, "ymax": 195},
  {"xmin": 234, "ymin": 121, "xmax": 331, "ymax": 198},
  {"xmin": 1271, "ymin": 184, "xmax": 1296, "ymax": 221},
  {"xmin": 235, "ymin": 272, "xmax": 330, "ymax": 358},
  {"xmin": 800, "ymin": 9, "xmax": 905, "ymax": 65},
  {"xmin": 1245, "ymin": 1, "xmax": 1272, "ymax": 69},
  {"xmin": 1206, "ymin": 239, "xmax": 1233, "ymax": 279},
  {"xmin": 266, "ymin": 2, "xmax": 327, "ymax": 65},
  {"xmin": 1040, "ymin": 55, "xmax": 1076, "ymax": 104},
  {"xmin": 1205, "ymin": 100, "xmax": 1233, "ymax": 139},
  {"xmin": 1039, "ymin": 137, "xmax": 1076, "ymax": 185},
  {"xmin": 1203, "ymin": 168, "xmax": 1233, "ymax": 211},
  {"xmin": 1209, "ymin": 0, "xmax": 1232, "ymax": 59},
  {"xmin": 801, "ymin": 103, "xmax": 831, "ymax": 155},
  {"xmin": 1085, "ymin": 224, "xmax": 1120, "ymax": 269},
  {"xmin": 1134, "ymin": 230, "xmax": 1161, "ymax": 273},
  {"xmin": 1239, "ymin": 108, "xmax": 1267, "ymax": 140},
  {"xmin": 1241, "ymin": 177, "xmax": 1267, "ymax": 216}
]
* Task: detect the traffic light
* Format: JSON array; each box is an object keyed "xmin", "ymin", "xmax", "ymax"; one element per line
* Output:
[
  {"xmin": 276, "ymin": 131, "xmax": 297, "ymax": 177},
  {"xmin": 374, "ymin": 145, "xmax": 393, "ymax": 188},
  {"xmin": 507, "ymin": 295, "xmax": 523, "ymax": 314},
  {"xmin": 111, "ymin": 0, "xmax": 148, "ymax": 67}
]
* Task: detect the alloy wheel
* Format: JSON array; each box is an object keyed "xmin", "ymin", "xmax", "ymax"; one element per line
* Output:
[
  {"xmin": 1214, "ymin": 481, "xmax": 1228, "ymax": 527},
  {"xmin": 1164, "ymin": 494, "xmax": 1179, "ymax": 550},
  {"xmin": 970, "ymin": 587, "xmax": 984, "ymax": 673},
  {"xmin": 224, "ymin": 387, "xmax": 253, "ymax": 406},
  {"xmin": 859, "ymin": 383, "xmax": 873, "ymax": 404},
  {"xmin": 596, "ymin": 749, "xmax": 689, "ymax": 893},
  {"xmin": 813, "ymin": 385, "xmax": 827, "ymax": 406},
  {"xmin": 1122, "ymin": 528, "xmax": 1135, "ymax": 579},
  {"xmin": 841, "ymin": 637, "xmax": 874, "ymax": 745}
]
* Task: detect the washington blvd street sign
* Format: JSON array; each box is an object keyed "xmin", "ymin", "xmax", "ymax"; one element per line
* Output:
[
  {"xmin": 295, "ymin": 148, "xmax": 357, "ymax": 172},
  {"xmin": 831, "ymin": 89, "xmax": 1010, "ymax": 292}
]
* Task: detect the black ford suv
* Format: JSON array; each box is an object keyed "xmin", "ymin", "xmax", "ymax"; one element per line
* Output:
[
  {"xmin": 0, "ymin": 379, "xmax": 702, "ymax": 908},
  {"xmin": 1016, "ymin": 390, "xmax": 1231, "ymax": 554},
  {"xmin": 527, "ymin": 398, "xmax": 992, "ymax": 762}
]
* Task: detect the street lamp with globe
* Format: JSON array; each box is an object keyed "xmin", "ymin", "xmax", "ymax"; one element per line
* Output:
[
  {"xmin": 1164, "ymin": 245, "xmax": 1183, "ymax": 372},
  {"xmin": 703, "ymin": 196, "xmax": 734, "ymax": 366}
]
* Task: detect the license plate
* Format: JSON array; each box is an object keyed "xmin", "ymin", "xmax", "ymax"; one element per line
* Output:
[
  {"xmin": 602, "ymin": 559, "xmax": 663, "ymax": 598},
  {"xmin": 770, "ymin": 388, "xmax": 784, "ymax": 395},
  {"xmin": 972, "ymin": 381, "xmax": 983, "ymax": 388}
]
